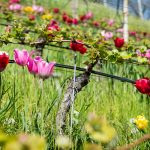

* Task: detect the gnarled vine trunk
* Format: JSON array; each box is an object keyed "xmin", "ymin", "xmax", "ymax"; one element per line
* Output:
[{"xmin": 56, "ymin": 61, "xmax": 97, "ymax": 135}]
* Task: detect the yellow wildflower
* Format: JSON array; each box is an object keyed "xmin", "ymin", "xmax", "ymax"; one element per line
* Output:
[
  {"xmin": 85, "ymin": 113, "xmax": 116, "ymax": 143},
  {"xmin": 84, "ymin": 143, "xmax": 102, "ymax": 150},
  {"xmin": 4, "ymin": 141, "xmax": 22, "ymax": 150},
  {"xmin": 23, "ymin": 6, "xmax": 34, "ymax": 13},
  {"xmin": 134, "ymin": 115, "xmax": 148, "ymax": 130},
  {"xmin": 41, "ymin": 14, "xmax": 52, "ymax": 20},
  {"xmin": 56, "ymin": 135, "xmax": 72, "ymax": 149},
  {"xmin": 18, "ymin": 134, "xmax": 46, "ymax": 150}
]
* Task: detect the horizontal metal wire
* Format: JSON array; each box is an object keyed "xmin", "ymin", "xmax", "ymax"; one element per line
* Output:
[{"xmin": 9, "ymin": 60, "xmax": 135, "ymax": 84}]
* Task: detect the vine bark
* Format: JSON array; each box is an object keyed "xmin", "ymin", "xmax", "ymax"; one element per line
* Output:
[{"xmin": 56, "ymin": 60, "xmax": 98, "ymax": 135}]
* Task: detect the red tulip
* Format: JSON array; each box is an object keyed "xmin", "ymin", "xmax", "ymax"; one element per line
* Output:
[
  {"xmin": 0, "ymin": 52, "xmax": 9, "ymax": 72},
  {"xmin": 70, "ymin": 40, "xmax": 87, "ymax": 54},
  {"xmin": 72, "ymin": 18, "xmax": 78, "ymax": 25},
  {"xmin": 53, "ymin": 8, "xmax": 59, "ymax": 13},
  {"xmin": 28, "ymin": 15, "xmax": 35, "ymax": 21},
  {"xmin": 9, "ymin": 0, "xmax": 20, "ymax": 4},
  {"xmin": 135, "ymin": 78, "xmax": 150, "ymax": 95},
  {"xmin": 114, "ymin": 37, "xmax": 124, "ymax": 48},
  {"xmin": 93, "ymin": 21, "xmax": 100, "ymax": 27},
  {"xmin": 80, "ymin": 15, "xmax": 86, "ymax": 22},
  {"xmin": 129, "ymin": 31, "xmax": 136, "ymax": 36},
  {"xmin": 66, "ymin": 18, "xmax": 73, "ymax": 25},
  {"xmin": 62, "ymin": 14, "xmax": 69, "ymax": 22}
]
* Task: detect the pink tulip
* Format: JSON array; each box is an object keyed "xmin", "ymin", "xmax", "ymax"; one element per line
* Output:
[
  {"xmin": 85, "ymin": 12, "xmax": 93, "ymax": 20},
  {"xmin": 107, "ymin": 19, "xmax": 114, "ymax": 26},
  {"xmin": 101, "ymin": 31, "xmax": 113, "ymax": 40},
  {"xmin": 136, "ymin": 50, "xmax": 144, "ymax": 57},
  {"xmin": 116, "ymin": 28, "xmax": 124, "ymax": 33},
  {"xmin": 49, "ymin": 20, "xmax": 58, "ymax": 26},
  {"xmin": 136, "ymin": 50, "xmax": 150, "ymax": 59},
  {"xmin": 32, "ymin": 5, "xmax": 44, "ymax": 13},
  {"xmin": 27, "ymin": 54, "xmax": 55, "ymax": 79},
  {"xmin": 9, "ymin": 4, "xmax": 22, "ymax": 11},
  {"xmin": 47, "ymin": 20, "xmax": 60, "ymax": 31},
  {"xmin": 145, "ymin": 50, "xmax": 150, "ymax": 59},
  {"xmin": 27, "ymin": 56, "xmax": 42, "ymax": 75},
  {"xmin": 37, "ymin": 61, "xmax": 55, "ymax": 79},
  {"xmin": 14, "ymin": 49, "xmax": 29, "ymax": 66}
]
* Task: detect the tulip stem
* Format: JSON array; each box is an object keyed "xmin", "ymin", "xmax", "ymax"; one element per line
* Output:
[
  {"xmin": 22, "ymin": 67, "xmax": 28, "ymax": 132},
  {"xmin": 39, "ymin": 79, "xmax": 44, "ymax": 136},
  {"xmin": 0, "ymin": 73, "xmax": 2, "ymax": 108}
]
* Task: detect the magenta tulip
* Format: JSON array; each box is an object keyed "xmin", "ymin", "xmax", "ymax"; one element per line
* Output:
[
  {"xmin": 9, "ymin": 0, "xmax": 20, "ymax": 4},
  {"xmin": 14, "ymin": 49, "xmax": 29, "ymax": 66},
  {"xmin": 27, "ymin": 56, "xmax": 42, "ymax": 75},
  {"xmin": 37, "ymin": 61, "xmax": 55, "ymax": 79}
]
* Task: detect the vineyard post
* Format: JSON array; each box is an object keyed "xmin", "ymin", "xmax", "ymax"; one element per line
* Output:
[
  {"xmin": 32, "ymin": 0, "xmax": 36, "ymax": 5},
  {"xmin": 71, "ymin": 0, "xmax": 78, "ymax": 18},
  {"xmin": 137, "ymin": 0, "xmax": 143, "ymax": 19},
  {"xmin": 123, "ymin": 0, "xmax": 129, "ymax": 42},
  {"xmin": 103, "ymin": 0, "xmax": 107, "ymax": 7}
]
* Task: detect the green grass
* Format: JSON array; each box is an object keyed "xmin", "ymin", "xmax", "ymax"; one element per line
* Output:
[{"xmin": 1, "ymin": 0, "xmax": 150, "ymax": 150}]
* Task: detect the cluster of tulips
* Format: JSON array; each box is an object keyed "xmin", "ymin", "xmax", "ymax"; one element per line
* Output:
[
  {"xmin": 62, "ymin": 11, "xmax": 93, "ymax": 25},
  {"xmin": 0, "ymin": 40, "xmax": 88, "ymax": 76},
  {"xmin": 14, "ymin": 49, "xmax": 56, "ymax": 79},
  {"xmin": 8, "ymin": 0, "xmax": 44, "ymax": 13},
  {"xmin": 0, "ymin": 50, "xmax": 55, "ymax": 80}
]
